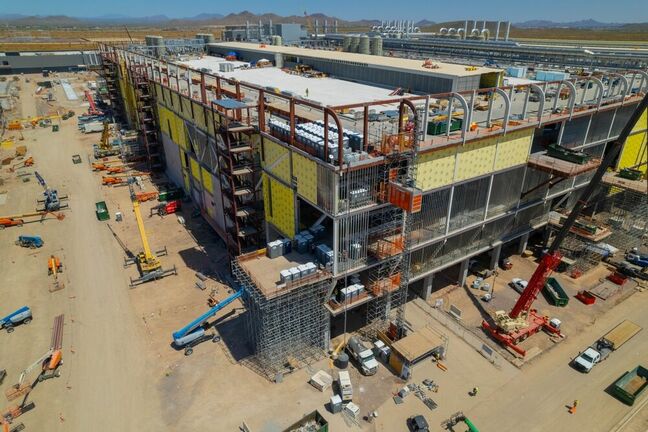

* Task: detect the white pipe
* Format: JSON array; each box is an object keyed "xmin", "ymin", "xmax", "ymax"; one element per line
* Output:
[
  {"xmin": 495, "ymin": 21, "xmax": 500, "ymax": 40},
  {"xmin": 505, "ymin": 21, "xmax": 511, "ymax": 41}
]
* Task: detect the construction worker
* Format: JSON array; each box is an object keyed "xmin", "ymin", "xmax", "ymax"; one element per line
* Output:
[
  {"xmin": 305, "ymin": 88, "xmax": 309, "ymax": 98},
  {"xmin": 471, "ymin": 387, "xmax": 479, "ymax": 396}
]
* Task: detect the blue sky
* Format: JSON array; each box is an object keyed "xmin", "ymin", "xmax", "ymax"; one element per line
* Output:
[{"xmin": 3, "ymin": 0, "xmax": 647, "ymax": 22}]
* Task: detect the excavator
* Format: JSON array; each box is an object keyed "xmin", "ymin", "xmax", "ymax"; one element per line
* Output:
[
  {"xmin": 482, "ymin": 93, "xmax": 648, "ymax": 356},
  {"xmin": 125, "ymin": 183, "xmax": 176, "ymax": 286}
]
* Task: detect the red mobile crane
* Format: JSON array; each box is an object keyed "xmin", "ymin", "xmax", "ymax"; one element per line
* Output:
[
  {"xmin": 84, "ymin": 90, "xmax": 102, "ymax": 116},
  {"xmin": 482, "ymin": 93, "xmax": 648, "ymax": 356}
]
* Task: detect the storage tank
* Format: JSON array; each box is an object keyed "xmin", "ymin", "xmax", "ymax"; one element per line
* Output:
[
  {"xmin": 370, "ymin": 35, "xmax": 383, "ymax": 56},
  {"xmin": 272, "ymin": 35, "xmax": 283, "ymax": 46},
  {"xmin": 145, "ymin": 35, "xmax": 165, "ymax": 57},
  {"xmin": 342, "ymin": 35, "xmax": 351, "ymax": 52},
  {"xmin": 195, "ymin": 33, "xmax": 214, "ymax": 44},
  {"xmin": 358, "ymin": 34, "xmax": 370, "ymax": 55},
  {"xmin": 349, "ymin": 35, "xmax": 360, "ymax": 53}
]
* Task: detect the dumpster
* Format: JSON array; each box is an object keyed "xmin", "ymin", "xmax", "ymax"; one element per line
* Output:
[
  {"xmin": 543, "ymin": 277, "xmax": 569, "ymax": 307},
  {"xmin": 158, "ymin": 187, "xmax": 184, "ymax": 202},
  {"xmin": 611, "ymin": 365, "xmax": 648, "ymax": 405},
  {"xmin": 95, "ymin": 201, "xmax": 110, "ymax": 221}
]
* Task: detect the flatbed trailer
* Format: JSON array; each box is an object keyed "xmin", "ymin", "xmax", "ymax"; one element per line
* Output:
[{"xmin": 611, "ymin": 365, "xmax": 648, "ymax": 405}]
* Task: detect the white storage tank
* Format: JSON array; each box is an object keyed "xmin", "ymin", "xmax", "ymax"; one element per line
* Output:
[
  {"xmin": 342, "ymin": 35, "xmax": 352, "ymax": 52},
  {"xmin": 370, "ymin": 35, "xmax": 383, "ymax": 56},
  {"xmin": 349, "ymin": 35, "xmax": 360, "ymax": 53},
  {"xmin": 358, "ymin": 35, "xmax": 370, "ymax": 55}
]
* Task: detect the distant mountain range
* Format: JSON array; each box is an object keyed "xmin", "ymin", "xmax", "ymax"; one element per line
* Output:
[
  {"xmin": 0, "ymin": 12, "xmax": 644, "ymax": 32},
  {"xmin": 513, "ymin": 19, "xmax": 626, "ymax": 29}
]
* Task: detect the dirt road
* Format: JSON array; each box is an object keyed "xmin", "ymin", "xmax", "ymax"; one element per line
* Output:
[{"xmin": 0, "ymin": 78, "xmax": 161, "ymax": 431}]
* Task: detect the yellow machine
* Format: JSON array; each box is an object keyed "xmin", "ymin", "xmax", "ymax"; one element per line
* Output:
[
  {"xmin": 130, "ymin": 184, "xmax": 161, "ymax": 274},
  {"xmin": 125, "ymin": 184, "xmax": 176, "ymax": 287}
]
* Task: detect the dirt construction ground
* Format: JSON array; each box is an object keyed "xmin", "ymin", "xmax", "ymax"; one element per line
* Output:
[{"xmin": 0, "ymin": 73, "xmax": 646, "ymax": 432}]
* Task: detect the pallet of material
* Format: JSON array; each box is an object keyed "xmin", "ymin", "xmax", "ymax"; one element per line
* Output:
[
  {"xmin": 309, "ymin": 370, "xmax": 333, "ymax": 392},
  {"xmin": 589, "ymin": 280, "xmax": 622, "ymax": 300},
  {"xmin": 527, "ymin": 153, "xmax": 600, "ymax": 177},
  {"xmin": 602, "ymin": 173, "xmax": 648, "ymax": 194}
]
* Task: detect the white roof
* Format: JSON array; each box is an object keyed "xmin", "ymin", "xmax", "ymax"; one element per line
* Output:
[
  {"xmin": 210, "ymin": 42, "xmax": 502, "ymax": 79},
  {"xmin": 216, "ymin": 65, "xmax": 409, "ymax": 107}
]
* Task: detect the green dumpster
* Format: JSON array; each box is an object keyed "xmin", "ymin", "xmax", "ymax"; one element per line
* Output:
[
  {"xmin": 95, "ymin": 201, "xmax": 110, "ymax": 221},
  {"xmin": 611, "ymin": 366, "xmax": 648, "ymax": 406},
  {"xmin": 543, "ymin": 277, "xmax": 569, "ymax": 307}
]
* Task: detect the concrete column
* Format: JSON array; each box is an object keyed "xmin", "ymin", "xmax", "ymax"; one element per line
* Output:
[
  {"xmin": 542, "ymin": 226, "xmax": 552, "ymax": 248},
  {"xmin": 495, "ymin": 21, "xmax": 501, "ymax": 41},
  {"xmin": 422, "ymin": 274, "xmax": 434, "ymax": 301},
  {"xmin": 517, "ymin": 232, "xmax": 530, "ymax": 255},
  {"xmin": 458, "ymin": 258, "xmax": 470, "ymax": 287},
  {"xmin": 490, "ymin": 244, "xmax": 502, "ymax": 270},
  {"xmin": 505, "ymin": 22, "xmax": 511, "ymax": 41}
]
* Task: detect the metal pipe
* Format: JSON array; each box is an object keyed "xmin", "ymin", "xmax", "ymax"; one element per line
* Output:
[
  {"xmin": 495, "ymin": 21, "xmax": 500, "ymax": 41},
  {"xmin": 505, "ymin": 21, "xmax": 511, "ymax": 41}
]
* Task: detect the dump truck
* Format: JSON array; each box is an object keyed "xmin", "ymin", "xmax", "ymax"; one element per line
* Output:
[
  {"xmin": 346, "ymin": 336, "xmax": 379, "ymax": 376},
  {"xmin": 611, "ymin": 365, "xmax": 648, "ymax": 406},
  {"xmin": 572, "ymin": 320, "xmax": 642, "ymax": 373}
]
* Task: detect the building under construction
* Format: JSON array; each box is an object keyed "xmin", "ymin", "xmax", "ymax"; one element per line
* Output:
[{"xmin": 98, "ymin": 41, "xmax": 648, "ymax": 378}]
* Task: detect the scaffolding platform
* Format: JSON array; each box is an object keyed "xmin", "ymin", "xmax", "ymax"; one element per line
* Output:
[
  {"xmin": 326, "ymin": 292, "xmax": 373, "ymax": 316},
  {"xmin": 527, "ymin": 154, "xmax": 601, "ymax": 177},
  {"xmin": 548, "ymin": 211, "xmax": 612, "ymax": 242},
  {"xmin": 602, "ymin": 173, "xmax": 647, "ymax": 194},
  {"xmin": 237, "ymin": 249, "xmax": 327, "ymax": 299}
]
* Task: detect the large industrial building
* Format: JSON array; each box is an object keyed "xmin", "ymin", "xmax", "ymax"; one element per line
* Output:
[{"xmin": 98, "ymin": 40, "xmax": 648, "ymax": 379}]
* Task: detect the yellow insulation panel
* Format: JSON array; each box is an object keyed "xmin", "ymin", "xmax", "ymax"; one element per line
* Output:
[
  {"xmin": 183, "ymin": 171, "xmax": 190, "ymax": 192},
  {"xmin": 494, "ymin": 129, "xmax": 533, "ymax": 171},
  {"xmin": 262, "ymin": 137, "xmax": 291, "ymax": 183},
  {"xmin": 456, "ymin": 138, "xmax": 498, "ymax": 181},
  {"xmin": 157, "ymin": 104, "xmax": 170, "ymax": 135},
  {"xmin": 618, "ymin": 131, "xmax": 647, "ymax": 174},
  {"xmin": 180, "ymin": 149, "xmax": 187, "ymax": 167},
  {"xmin": 262, "ymin": 174, "xmax": 295, "ymax": 238},
  {"xmin": 181, "ymin": 95, "xmax": 193, "ymax": 119},
  {"xmin": 632, "ymin": 109, "xmax": 647, "ymax": 133},
  {"xmin": 292, "ymin": 153, "xmax": 317, "ymax": 204},
  {"xmin": 201, "ymin": 167, "xmax": 213, "ymax": 193},
  {"xmin": 190, "ymin": 158, "xmax": 201, "ymax": 182},
  {"xmin": 171, "ymin": 91, "xmax": 181, "ymax": 111},
  {"xmin": 416, "ymin": 147, "xmax": 457, "ymax": 190},
  {"xmin": 192, "ymin": 102, "xmax": 206, "ymax": 131}
]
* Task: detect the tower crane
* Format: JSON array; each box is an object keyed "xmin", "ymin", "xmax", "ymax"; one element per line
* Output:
[
  {"xmin": 124, "ymin": 183, "xmax": 176, "ymax": 286},
  {"xmin": 482, "ymin": 93, "xmax": 648, "ymax": 356}
]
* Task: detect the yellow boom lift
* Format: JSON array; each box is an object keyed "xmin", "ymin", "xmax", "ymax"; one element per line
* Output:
[{"xmin": 124, "ymin": 183, "xmax": 176, "ymax": 287}]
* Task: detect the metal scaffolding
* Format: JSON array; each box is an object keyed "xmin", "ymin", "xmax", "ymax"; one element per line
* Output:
[
  {"xmin": 561, "ymin": 183, "xmax": 648, "ymax": 273},
  {"xmin": 232, "ymin": 259, "xmax": 331, "ymax": 381},
  {"xmin": 365, "ymin": 103, "xmax": 421, "ymax": 337}
]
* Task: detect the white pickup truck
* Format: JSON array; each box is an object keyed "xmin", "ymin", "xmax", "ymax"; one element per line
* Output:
[{"xmin": 573, "ymin": 320, "xmax": 642, "ymax": 373}]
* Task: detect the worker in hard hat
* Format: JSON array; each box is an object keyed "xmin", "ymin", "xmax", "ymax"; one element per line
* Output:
[{"xmin": 471, "ymin": 387, "xmax": 479, "ymax": 396}]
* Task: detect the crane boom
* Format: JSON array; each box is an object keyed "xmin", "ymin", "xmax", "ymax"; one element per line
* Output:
[
  {"xmin": 513, "ymin": 92, "xmax": 648, "ymax": 318},
  {"xmin": 133, "ymin": 196, "xmax": 153, "ymax": 260},
  {"xmin": 172, "ymin": 289, "xmax": 243, "ymax": 341},
  {"xmin": 484, "ymin": 93, "xmax": 648, "ymax": 356}
]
